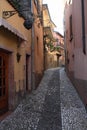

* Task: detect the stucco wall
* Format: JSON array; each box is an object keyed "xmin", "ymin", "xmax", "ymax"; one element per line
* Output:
[
  {"xmin": 0, "ymin": 0, "xmax": 31, "ymax": 42},
  {"xmin": 64, "ymin": 0, "xmax": 87, "ymax": 106},
  {"xmin": 0, "ymin": 0, "xmax": 32, "ymax": 109},
  {"xmin": 72, "ymin": 0, "xmax": 87, "ymax": 80},
  {"xmin": 0, "ymin": 27, "xmax": 26, "ymax": 91},
  {"xmin": 0, "ymin": 0, "xmax": 32, "ymax": 89},
  {"xmin": 45, "ymin": 52, "xmax": 58, "ymax": 69},
  {"xmin": 64, "ymin": 3, "xmax": 74, "ymax": 72},
  {"xmin": 33, "ymin": 1, "xmax": 44, "ymax": 88}
]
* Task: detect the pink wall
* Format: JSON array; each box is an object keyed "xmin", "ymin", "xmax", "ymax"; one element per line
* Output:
[
  {"xmin": 64, "ymin": 0, "xmax": 87, "ymax": 105},
  {"xmin": 65, "ymin": 0, "xmax": 87, "ymax": 80},
  {"xmin": 64, "ymin": 3, "xmax": 74, "ymax": 72},
  {"xmin": 72, "ymin": 0, "xmax": 87, "ymax": 80}
]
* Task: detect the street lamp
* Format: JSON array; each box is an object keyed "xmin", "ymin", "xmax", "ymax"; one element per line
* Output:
[{"xmin": 2, "ymin": 10, "xmax": 42, "ymax": 30}]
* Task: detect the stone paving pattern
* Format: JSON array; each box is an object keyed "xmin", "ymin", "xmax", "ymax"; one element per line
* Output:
[
  {"xmin": 60, "ymin": 68, "xmax": 87, "ymax": 130},
  {"xmin": 37, "ymin": 69, "xmax": 62, "ymax": 130},
  {"xmin": 0, "ymin": 68, "xmax": 87, "ymax": 130}
]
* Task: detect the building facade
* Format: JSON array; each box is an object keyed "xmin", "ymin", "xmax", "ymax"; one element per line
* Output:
[
  {"xmin": 0, "ymin": 0, "xmax": 44, "ymax": 115},
  {"xmin": 32, "ymin": 0, "xmax": 44, "ymax": 89},
  {"xmin": 64, "ymin": 0, "xmax": 87, "ymax": 106},
  {"xmin": 43, "ymin": 4, "xmax": 61, "ymax": 70},
  {"xmin": 53, "ymin": 31, "xmax": 65, "ymax": 67}
]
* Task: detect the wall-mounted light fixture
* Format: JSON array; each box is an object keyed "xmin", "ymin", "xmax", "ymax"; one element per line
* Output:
[
  {"xmin": 2, "ymin": 10, "xmax": 42, "ymax": 30},
  {"xmin": 16, "ymin": 52, "xmax": 21, "ymax": 63},
  {"xmin": 2, "ymin": 10, "xmax": 17, "ymax": 19}
]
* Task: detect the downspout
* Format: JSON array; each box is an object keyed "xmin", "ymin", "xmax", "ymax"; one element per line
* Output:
[
  {"xmin": 31, "ymin": 0, "xmax": 35, "ymax": 90},
  {"xmin": 81, "ymin": 0, "xmax": 86, "ymax": 54}
]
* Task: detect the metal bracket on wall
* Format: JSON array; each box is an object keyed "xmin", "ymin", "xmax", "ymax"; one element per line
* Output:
[{"xmin": 2, "ymin": 10, "xmax": 17, "ymax": 19}]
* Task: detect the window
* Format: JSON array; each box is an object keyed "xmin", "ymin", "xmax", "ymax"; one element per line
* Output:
[
  {"xmin": 36, "ymin": 36, "xmax": 39, "ymax": 55},
  {"xmin": 69, "ymin": 0, "xmax": 72, "ymax": 4},
  {"xmin": 81, "ymin": 0, "xmax": 86, "ymax": 54},
  {"xmin": 67, "ymin": 0, "xmax": 72, "ymax": 5},
  {"xmin": 69, "ymin": 15, "xmax": 73, "ymax": 41}
]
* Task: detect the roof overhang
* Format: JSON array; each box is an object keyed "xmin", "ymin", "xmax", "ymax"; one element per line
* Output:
[
  {"xmin": 43, "ymin": 4, "xmax": 56, "ymax": 28},
  {"xmin": 0, "ymin": 18, "xmax": 27, "ymax": 41}
]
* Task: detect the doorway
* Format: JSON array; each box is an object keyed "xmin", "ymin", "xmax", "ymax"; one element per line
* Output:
[
  {"xmin": 26, "ymin": 55, "xmax": 30, "ymax": 92},
  {"xmin": 0, "ymin": 51, "xmax": 9, "ymax": 114}
]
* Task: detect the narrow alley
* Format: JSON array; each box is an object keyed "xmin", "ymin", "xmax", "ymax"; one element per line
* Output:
[{"xmin": 0, "ymin": 67, "xmax": 87, "ymax": 130}]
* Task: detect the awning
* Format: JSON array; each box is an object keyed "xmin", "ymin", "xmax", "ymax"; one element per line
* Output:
[{"xmin": 0, "ymin": 18, "xmax": 27, "ymax": 41}]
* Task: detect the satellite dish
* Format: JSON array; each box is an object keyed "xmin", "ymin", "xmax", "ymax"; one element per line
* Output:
[{"xmin": 23, "ymin": 20, "xmax": 33, "ymax": 29}]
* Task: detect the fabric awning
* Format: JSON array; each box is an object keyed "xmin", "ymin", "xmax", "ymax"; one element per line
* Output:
[{"xmin": 0, "ymin": 18, "xmax": 27, "ymax": 41}]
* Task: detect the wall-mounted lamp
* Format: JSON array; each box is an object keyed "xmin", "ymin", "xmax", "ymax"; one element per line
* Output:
[
  {"xmin": 2, "ymin": 10, "xmax": 42, "ymax": 30},
  {"xmin": 16, "ymin": 52, "xmax": 21, "ymax": 63},
  {"xmin": 2, "ymin": 10, "xmax": 17, "ymax": 19}
]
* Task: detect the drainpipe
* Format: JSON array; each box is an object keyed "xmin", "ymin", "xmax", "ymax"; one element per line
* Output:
[
  {"xmin": 81, "ymin": 0, "xmax": 86, "ymax": 54},
  {"xmin": 42, "ymin": 6, "xmax": 45, "ymax": 71},
  {"xmin": 31, "ymin": 0, "xmax": 35, "ymax": 90}
]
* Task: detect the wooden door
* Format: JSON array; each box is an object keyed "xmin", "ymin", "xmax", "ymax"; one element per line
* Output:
[{"xmin": 0, "ymin": 52, "xmax": 8, "ymax": 113}]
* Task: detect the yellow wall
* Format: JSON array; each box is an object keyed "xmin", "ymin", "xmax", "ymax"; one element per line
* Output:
[
  {"xmin": 32, "ymin": 0, "xmax": 44, "ymax": 87},
  {"xmin": 0, "ymin": 0, "xmax": 31, "ymax": 42},
  {"xmin": 33, "ymin": 3, "xmax": 44, "ymax": 70},
  {"xmin": 0, "ymin": 0, "xmax": 44, "ymax": 92},
  {"xmin": 0, "ymin": 0, "xmax": 31, "ymax": 92},
  {"xmin": 0, "ymin": 28, "xmax": 26, "ymax": 92},
  {"xmin": 45, "ymin": 52, "xmax": 58, "ymax": 69}
]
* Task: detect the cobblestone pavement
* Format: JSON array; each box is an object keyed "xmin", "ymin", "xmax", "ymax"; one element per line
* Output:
[
  {"xmin": 60, "ymin": 68, "xmax": 87, "ymax": 130},
  {"xmin": 0, "ymin": 67, "xmax": 87, "ymax": 130}
]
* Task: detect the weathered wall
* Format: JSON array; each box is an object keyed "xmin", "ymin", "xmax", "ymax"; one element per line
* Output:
[
  {"xmin": 33, "ymin": 1, "xmax": 44, "ymax": 88},
  {"xmin": 64, "ymin": 0, "xmax": 87, "ymax": 106},
  {"xmin": 0, "ymin": 0, "xmax": 32, "ymax": 110}
]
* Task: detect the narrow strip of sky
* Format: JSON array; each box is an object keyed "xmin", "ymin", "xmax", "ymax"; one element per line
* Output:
[{"xmin": 43, "ymin": 0, "xmax": 64, "ymax": 35}]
